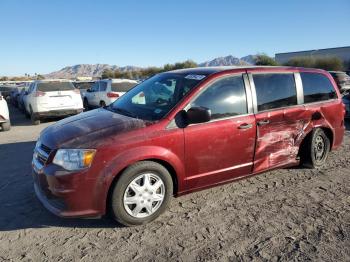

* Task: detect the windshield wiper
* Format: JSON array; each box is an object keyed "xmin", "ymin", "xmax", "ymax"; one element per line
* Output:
[{"xmin": 109, "ymin": 106, "xmax": 138, "ymax": 118}]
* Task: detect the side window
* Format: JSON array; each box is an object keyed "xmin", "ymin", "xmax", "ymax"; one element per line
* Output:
[
  {"xmin": 99, "ymin": 82, "xmax": 107, "ymax": 91},
  {"xmin": 29, "ymin": 83, "xmax": 36, "ymax": 93},
  {"xmin": 300, "ymin": 73, "xmax": 337, "ymax": 103},
  {"xmin": 91, "ymin": 82, "xmax": 99, "ymax": 92},
  {"xmin": 112, "ymin": 82, "xmax": 137, "ymax": 92},
  {"xmin": 191, "ymin": 75, "xmax": 247, "ymax": 120},
  {"xmin": 253, "ymin": 73, "xmax": 297, "ymax": 111}
]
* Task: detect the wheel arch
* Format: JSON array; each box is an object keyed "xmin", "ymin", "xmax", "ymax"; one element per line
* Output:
[
  {"xmin": 103, "ymin": 148, "xmax": 184, "ymax": 216},
  {"xmin": 298, "ymin": 125, "xmax": 334, "ymax": 158}
]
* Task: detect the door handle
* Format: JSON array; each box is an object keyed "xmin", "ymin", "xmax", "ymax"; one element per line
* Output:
[
  {"xmin": 257, "ymin": 120, "xmax": 270, "ymax": 126},
  {"xmin": 238, "ymin": 123, "xmax": 253, "ymax": 129}
]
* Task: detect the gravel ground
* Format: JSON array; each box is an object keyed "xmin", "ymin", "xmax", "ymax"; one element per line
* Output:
[{"xmin": 0, "ymin": 106, "xmax": 349, "ymax": 261}]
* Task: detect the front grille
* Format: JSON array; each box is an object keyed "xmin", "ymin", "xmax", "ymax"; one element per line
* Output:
[
  {"xmin": 37, "ymin": 154, "xmax": 47, "ymax": 166},
  {"xmin": 32, "ymin": 142, "xmax": 52, "ymax": 171},
  {"xmin": 40, "ymin": 144, "xmax": 51, "ymax": 155}
]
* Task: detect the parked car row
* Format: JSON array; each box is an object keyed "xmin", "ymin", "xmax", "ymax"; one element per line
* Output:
[
  {"xmin": 0, "ymin": 91, "xmax": 11, "ymax": 131},
  {"xmin": 328, "ymin": 71, "xmax": 350, "ymax": 118},
  {"xmin": 82, "ymin": 79, "xmax": 138, "ymax": 109},
  {"xmin": 7, "ymin": 78, "xmax": 138, "ymax": 126}
]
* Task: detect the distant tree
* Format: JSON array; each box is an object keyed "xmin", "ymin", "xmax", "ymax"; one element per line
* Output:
[
  {"xmin": 36, "ymin": 74, "xmax": 45, "ymax": 80},
  {"xmin": 101, "ymin": 69, "xmax": 114, "ymax": 79},
  {"xmin": 0, "ymin": 76, "xmax": 9, "ymax": 81},
  {"xmin": 104, "ymin": 60, "xmax": 198, "ymax": 80},
  {"xmin": 284, "ymin": 56, "xmax": 315, "ymax": 68},
  {"xmin": 285, "ymin": 56, "xmax": 344, "ymax": 71},
  {"xmin": 314, "ymin": 57, "xmax": 344, "ymax": 71},
  {"xmin": 255, "ymin": 54, "xmax": 279, "ymax": 66}
]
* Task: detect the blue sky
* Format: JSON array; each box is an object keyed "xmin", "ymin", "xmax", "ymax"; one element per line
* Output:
[{"xmin": 0, "ymin": 0, "xmax": 349, "ymax": 76}]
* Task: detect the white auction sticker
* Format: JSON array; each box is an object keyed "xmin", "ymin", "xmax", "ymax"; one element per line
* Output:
[{"xmin": 185, "ymin": 74, "xmax": 206, "ymax": 80}]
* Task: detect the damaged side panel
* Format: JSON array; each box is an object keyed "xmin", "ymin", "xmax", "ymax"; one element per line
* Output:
[{"xmin": 252, "ymin": 104, "xmax": 334, "ymax": 173}]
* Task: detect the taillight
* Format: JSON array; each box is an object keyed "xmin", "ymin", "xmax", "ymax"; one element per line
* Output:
[
  {"xmin": 34, "ymin": 91, "xmax": 45, "ymax": 97},
  {"xmin": 107, "ymin": 92, "xmax": 119, "ymax": 98}
]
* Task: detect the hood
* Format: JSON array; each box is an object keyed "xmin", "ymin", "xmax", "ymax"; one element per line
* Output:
[{"xmin": 41, "ymin": 108, "xmax": 148, "ymax": 149}]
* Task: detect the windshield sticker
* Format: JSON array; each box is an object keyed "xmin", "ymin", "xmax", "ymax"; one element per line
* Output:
[{"xmin": 185, "ymin": 74, "xmax": 206, "ymax": 80}]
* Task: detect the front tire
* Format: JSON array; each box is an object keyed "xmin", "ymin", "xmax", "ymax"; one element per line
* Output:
[
  {"xmin": 301, "ymin": 128, "xmax": 330, "ymax": 169},
  {"xmin": 110, "ymin": 161, "xmax": 173, "ymax": 226}
]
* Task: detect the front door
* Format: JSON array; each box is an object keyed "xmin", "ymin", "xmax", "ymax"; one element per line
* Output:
[
  {"xmin": 89, "ymin": 82, "xmax": 100, "ymax": 106},
  {"xmin": 184, "ymin": 74, "xmax": 256, "ymax": 190}
]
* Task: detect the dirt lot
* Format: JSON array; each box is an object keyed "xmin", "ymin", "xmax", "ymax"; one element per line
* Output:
[{"xmin": 0, "ymin": 106, "xmax": 349, "ymax": 261}]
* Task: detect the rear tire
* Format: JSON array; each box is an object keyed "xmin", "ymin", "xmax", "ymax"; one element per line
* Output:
[
  {"xmin": 110, "ymin": 161, "xmax": 173, "ymax": 226},
  {"xmin": 25, "ymin": 110, "xmax": 30, "ymax": 119},
  {"xmin": 100, "ymin": 101, "xmax": 106, "ymax": 107},
  {"xmin": 300, "ymin": 128, "xmax": 330, "ymax": 169},
  {"xmin": 83, "ymin": 98, "xmax": 89, "ymax": 111},
  {"xmin": 1, "ymin": 122, "xmax": 11, "ymax": 131},
  {"xmin": 30, "ymin": 108, "xmax": 40, "ymax": 125}
]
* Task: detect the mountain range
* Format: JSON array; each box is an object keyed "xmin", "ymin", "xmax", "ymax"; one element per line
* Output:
[{"xmin": 44, "ymin": 55, "xmax": 257, "ymax": 79}]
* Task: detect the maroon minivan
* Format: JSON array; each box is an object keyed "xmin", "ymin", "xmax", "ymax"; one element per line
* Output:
[{"xmin": 32, "ymin": 66, "xmax": 345, "ymax": 226}]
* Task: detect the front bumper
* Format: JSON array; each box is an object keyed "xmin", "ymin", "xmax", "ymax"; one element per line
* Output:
[
  {"xmin": 32, "ymin": 146, "xmax": 102, "ymax": 218},
  {"xmin": 34, "ymin": 108, "xmax": 83, "ymax": 118}
]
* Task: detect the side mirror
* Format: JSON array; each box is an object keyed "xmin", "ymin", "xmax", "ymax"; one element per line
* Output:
[
  {"xmin": 187, "ymin": 107, "xmax": 211, "ymax": 124},
  {"xmin": 175, "ymin": 107, "xmax": 211, "ymax": 128},
  {"xmin": 86, "ymin": 89, "xmax": 91, "ymax": 93}
]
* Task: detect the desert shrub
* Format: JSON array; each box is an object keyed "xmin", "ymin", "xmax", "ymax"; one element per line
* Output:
[
  {"xmin": 255, "ymin": 54, "xmax": 279, "ymax": 66},
  {"xmin": 101, "ymin": 60, "xmax": 198, "ymax": 79},
  {"xmin": 285, "ymin": 56, "xmax": 344, "ymax": 71}
]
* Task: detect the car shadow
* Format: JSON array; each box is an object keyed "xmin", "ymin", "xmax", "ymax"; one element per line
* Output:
[
  {"xmin": 0, "ymin": 141, "xmax": 121, "ymax": 231},
  {"xmin": 8, "ymin": 104, "xmax": 65, "ymax": 127}
]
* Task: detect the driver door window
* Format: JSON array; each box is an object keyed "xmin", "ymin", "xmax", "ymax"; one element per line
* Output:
[
  {"xmin": 131, "ymin": 79, "xmax": 176, "ymax": 105},
  {"xmin": 190, "ymin": 75, "xmax": 247, "ymax": 120}
]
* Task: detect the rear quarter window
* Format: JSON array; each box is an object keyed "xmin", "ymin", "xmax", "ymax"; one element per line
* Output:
[
  {"xmin": 300, "ymin": 73, "xmax": 337, "ymax": 103},
  {"xmin": 37, "ymin": 82, "xmax": 75, "ymax": 92},
  {"xmin": 253, "ymin": 73, "xmax": 297, "ymax": 111}
]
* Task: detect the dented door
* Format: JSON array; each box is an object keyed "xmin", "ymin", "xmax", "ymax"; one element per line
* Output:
[{"xmin": 253, "ymin": 106, "xmax": 308, "ymax": 173}]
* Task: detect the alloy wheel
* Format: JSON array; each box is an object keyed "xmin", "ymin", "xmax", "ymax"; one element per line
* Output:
[{"xmin": 123, "ymin": 173, "xmax": 165, "ymax": 218}]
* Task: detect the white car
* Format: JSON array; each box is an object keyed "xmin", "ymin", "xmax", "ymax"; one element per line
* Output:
[
  {"xmin": 24, "ymin": 79, "xmax": 84, "ymax": 125},
  {"xmin": 83, "ymin": 79, "xmax": 137, "ymax": 108},
  {"xmin": 0, "ymin": 92, "xmax": 10, "ymax": 131}
]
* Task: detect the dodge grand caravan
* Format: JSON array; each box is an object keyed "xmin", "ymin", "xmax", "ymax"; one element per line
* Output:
[{"xmin": 32, "ymin": 66, "xmax": 345, "ymax": 226}]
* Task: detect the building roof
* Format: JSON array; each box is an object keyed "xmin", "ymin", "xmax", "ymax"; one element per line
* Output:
[{"xmin": 276, "ymin": 46, "xmax": 350, "ymax": 56}]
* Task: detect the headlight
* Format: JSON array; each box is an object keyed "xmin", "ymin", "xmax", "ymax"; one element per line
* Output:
[{"xmin": 53, "ymin": 149, "xmax": 96, "ymax": 171}]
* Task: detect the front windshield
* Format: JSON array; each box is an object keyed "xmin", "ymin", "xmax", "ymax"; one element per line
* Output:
[{"xmin": 109, "ymin": 73, "xmax": 207, "ymax": 120}]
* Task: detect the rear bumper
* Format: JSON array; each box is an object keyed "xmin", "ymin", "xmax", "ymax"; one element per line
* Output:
[
  {"xmin": 34, "ymin": 108, "xmax": 83, "ymax": 118},
  {"xmin": 0, "ymin": 114, "xmax": 9, "ymax": 123}
]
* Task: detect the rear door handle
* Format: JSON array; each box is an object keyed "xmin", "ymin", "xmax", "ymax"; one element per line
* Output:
[
  {"xmin": 257, "ymin": 120, "xmax": 270, "ymax": 126},
  {"xmin": 238, "ymin": 123, "xmax": 253, "ymax": 129}
]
